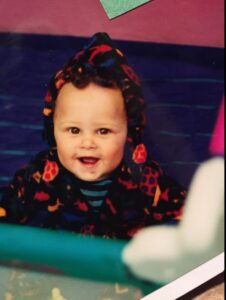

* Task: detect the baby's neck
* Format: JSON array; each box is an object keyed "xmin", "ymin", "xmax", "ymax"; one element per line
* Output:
[{"xmin": 75, "ymin": 178, "xmax": 113, "ymax": 212}]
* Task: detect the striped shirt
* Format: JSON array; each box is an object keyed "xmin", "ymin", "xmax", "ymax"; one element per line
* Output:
[{"xmin": 78, "ymin": 179, "xmax": 112, "ymax": 212}]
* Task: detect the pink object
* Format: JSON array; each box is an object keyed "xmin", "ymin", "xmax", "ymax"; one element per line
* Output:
[
  {"xmin": 209, "ymin": 97, "xmax": 224, "ymax": 155},
  {"xmin": 0, "ymin": 0, "xmax": 224, "ymax": 47}
]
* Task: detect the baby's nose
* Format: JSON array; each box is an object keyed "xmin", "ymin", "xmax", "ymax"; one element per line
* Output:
[{"xmin": 80, "ymin": 134, "xmax": 97, "ymax": 149}]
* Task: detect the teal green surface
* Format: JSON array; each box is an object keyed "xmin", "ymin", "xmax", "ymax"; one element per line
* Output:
[
  {"xmin": 0, "ymin": 264, "xmax": 143, "ymax": 299},
  {"xmin": 100, "ymin": 0, "xmax": 151, "ymax": 19},
  {"xmin": 0, "ymin": 223, "xmax": 161, "ymax": 295}
]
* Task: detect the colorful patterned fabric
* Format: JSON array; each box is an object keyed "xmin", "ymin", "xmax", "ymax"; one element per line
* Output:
[{"xmin": 0, "ymin": 32, "xmax": 186, "ymax": 240}]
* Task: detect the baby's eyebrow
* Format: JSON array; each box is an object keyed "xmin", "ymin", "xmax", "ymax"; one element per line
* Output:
[
  {"xmin": 94, "ymin": 122, "xmax": 121, "ymax": 127},
  {"xmin": 57, "ymin": 120, "xmax": 125, "ymax": 128},
  {"xmin": 59, "ymin": 121, "xmax": 81, "ymax": 125}
]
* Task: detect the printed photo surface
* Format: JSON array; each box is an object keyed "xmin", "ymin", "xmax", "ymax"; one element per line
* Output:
[{"xmin": 0, "ymin": 1, "xmax": 224, "ymax": 299}]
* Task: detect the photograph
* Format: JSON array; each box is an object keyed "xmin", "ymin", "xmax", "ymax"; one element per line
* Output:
[{"xmin": 0, "ymin": 1, "xmax": 224, "ymax": 299}]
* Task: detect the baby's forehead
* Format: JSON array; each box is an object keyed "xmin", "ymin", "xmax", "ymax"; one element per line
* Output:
[
  {"xmin": 54, "ymin": 82, "xmax": 127, "ymax": 120},
  {"xmin": 57, "ymin": 82, "xmax": 125, "ymax": 106}
]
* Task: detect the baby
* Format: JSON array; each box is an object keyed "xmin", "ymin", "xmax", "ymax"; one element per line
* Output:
[{"xmin": 0, "ymin": 32, "xmax": 186, "ymax": 240}]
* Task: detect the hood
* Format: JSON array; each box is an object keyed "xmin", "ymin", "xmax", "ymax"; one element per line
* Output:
[{"xmin": 43, "ymin": 32, "xmax": 148, "ymax": 181}]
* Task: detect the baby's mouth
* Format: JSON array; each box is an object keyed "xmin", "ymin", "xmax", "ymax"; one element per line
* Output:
[{"xmin": 78, "ymin": 157, "xmax": 99, "ymax": 166}]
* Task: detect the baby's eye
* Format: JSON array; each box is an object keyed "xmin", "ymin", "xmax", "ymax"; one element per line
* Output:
[
  {"xmin": 98, "ymin": 128, "xmax": 111, "ymax": 135},
  {"xmin": 68, "ymin": 127, "xmax": 80, "ymax": 134}
]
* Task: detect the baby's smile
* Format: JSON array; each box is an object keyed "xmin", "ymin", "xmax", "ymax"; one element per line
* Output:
[{"xmin": 78, "ymin": 156, "xmax": 100, "ymax": 167}]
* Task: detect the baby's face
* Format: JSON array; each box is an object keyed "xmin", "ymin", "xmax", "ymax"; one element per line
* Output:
[{"xmin": 54, "ymin": 82, "xmax": 127, "ymax": 181}]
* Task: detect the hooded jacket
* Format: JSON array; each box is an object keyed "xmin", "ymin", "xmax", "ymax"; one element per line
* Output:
[{"xmin": 0, "ymin": 33, "xmax": 186, "ymax": 240}]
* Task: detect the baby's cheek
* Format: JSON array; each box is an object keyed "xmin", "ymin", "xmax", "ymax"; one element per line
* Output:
[
  {"xmin": 108, "ymin": 143, "xmax": 125, "ymax": 163},
  {"xmin": 56, "ymin": 147, "xmax": 70, "ymax": 165}
]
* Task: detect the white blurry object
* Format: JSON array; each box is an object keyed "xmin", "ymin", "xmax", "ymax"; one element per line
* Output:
[
  {"xmin": 179, "ymin": 157, "xmax": 224, "ymax": 253},
  {"xmin": 122, "ymin": 157, "xmax": 224, "ymax": 283}
]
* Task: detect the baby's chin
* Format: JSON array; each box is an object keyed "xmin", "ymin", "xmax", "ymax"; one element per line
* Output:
[{"xmin": 73, "ymin": 172, "xmax": 109, "ymax": 182}]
